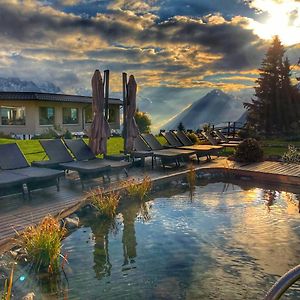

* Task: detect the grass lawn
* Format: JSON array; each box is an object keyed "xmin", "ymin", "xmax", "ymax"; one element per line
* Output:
[{"xmin": 0, "ymin": 136, "xmax": 298, "ymax": 163}]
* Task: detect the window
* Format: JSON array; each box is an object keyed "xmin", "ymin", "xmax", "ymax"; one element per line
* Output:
[
  {"xmin": 0, "ymin": 106, "xmax": 26, "ymax": 125},
  {"xmin": 63, "ymin": 108, "xmax": 78, "ymax": 124},
  {"xmin": 39, "ymin": 107, "xmax": 55, "ymax": 125},
  {"xmin": 84, "ymin": 105, "xmax": 93, "ymax": 123},
  {"xmin": 108, "ymin": 105, "xmax": 118, "ymax": 123}
]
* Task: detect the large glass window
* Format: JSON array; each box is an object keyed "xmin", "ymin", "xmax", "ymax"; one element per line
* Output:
[
  {"xmin": 0, "ymin": 106, "xmax": 26, "ymax": 125},
  {"xmin": 39, "ymin": 107, "xmax": 55, "ymax": 125},
  {"xmin": 84, "ymin": 105, "xmax": 93, "ymax": 123},
  {"xmin": 63, "ymin": 108, "xmax": 78, "ymax": 124},
  {"xmin": 84, "ymin": 105, "xmax": 118, "ymax": 123},
  {"xmin": 108, "ymin": 105, "xmax": 118, "ymax": 123}
]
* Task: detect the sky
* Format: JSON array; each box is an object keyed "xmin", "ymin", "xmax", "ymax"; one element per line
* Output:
[{"xmin": 0, "ymin": 0, "xmax": 300, "ymax": 128}]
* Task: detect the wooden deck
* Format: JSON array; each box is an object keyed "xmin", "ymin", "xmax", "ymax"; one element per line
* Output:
[{"xmin": 0, "ymin": 158, "xmax": 299, "ymax": 252}]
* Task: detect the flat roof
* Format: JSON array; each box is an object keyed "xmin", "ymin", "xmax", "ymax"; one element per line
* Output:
[{"xmin": 0, "ymin": 92, "xmax": 123, "ymax": 105}]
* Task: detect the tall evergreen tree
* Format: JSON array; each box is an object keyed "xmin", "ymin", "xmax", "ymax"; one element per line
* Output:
[{"xmin": 244, "ymin": 36, "xmax": 300, "ymax": 134}]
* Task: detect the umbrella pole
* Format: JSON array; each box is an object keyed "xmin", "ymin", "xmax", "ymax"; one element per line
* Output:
[
  {"xmin": 104, "ymin": 69, "xmax": 110, "ymax": 120},
  {"xmin": 122, "ymin": 72, "xmax": 128, "ymax": 153}
]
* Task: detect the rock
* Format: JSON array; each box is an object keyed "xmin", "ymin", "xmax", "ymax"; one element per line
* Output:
[
  {"xmin": 22, "ymin": 292, "xmax": 35, "ymax": 300},
  {"xmin": 64, "ymin": 216, "xmax": 80, "ymax": 229}
]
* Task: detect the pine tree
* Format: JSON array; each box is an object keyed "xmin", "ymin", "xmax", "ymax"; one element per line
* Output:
[
  {"xmin": 244, "ymin": 36, "xmax": 299, "ymax": 134},
  {"xmin": 177, "ymin": 122, "xmax": 185, "ymax": 131}
]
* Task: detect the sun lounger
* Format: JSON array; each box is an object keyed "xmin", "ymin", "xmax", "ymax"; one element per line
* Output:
[
  {"xmin": 63, "ymin": 139, "xmax": 131, "ymax": 179},
  {"xmin": 141, "ymin": 133, "xmax": 196, "ymax": 158},
  {"xmin": 33, "ymin": 139, "xmax": 117, "ymax": 189},
  {"xmin": 133, "ymin": 135, "xmax": 183, "ymax": 169},
  {"xmin": 0, "ymin": 143, "xmax": 64, "ymax": 198},
  {"xmin": 0, "ymin": 170, "xmax": 28, "ymax": 198},
  {"xmin": 162, "ymin": 131, "xmax": 223, "ymax": 162},
  {"xmin": 213, "ymin": 130, "xmax": 242, "ymax": 144},
  {"xmin": 201, "ymin": 131, "xmax": 239, "ymax": 148}
]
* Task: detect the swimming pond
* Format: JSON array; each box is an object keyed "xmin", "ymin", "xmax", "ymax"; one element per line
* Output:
[{"xmin": 6, "ymin": 179, "xmax": 300, "ymax": 299}]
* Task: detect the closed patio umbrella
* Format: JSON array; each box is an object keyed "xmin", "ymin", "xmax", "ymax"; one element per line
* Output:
[
  {"xmin": 125, "ymin": 75, "xmax": 139, "ymax": 152},
  {"xmin": 89, "ymin": 69, "xmax": 111, "ymax": 155}
]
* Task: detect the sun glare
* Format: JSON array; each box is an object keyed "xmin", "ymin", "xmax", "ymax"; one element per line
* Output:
[{"xmin": 249, "ymin": 0, "xmax": 300, "ymax": 46}]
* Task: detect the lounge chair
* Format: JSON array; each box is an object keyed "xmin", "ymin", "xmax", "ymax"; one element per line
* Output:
[
  {"xmin": 141, "ymin": 133, "xmax": 196, "ymax": 164},
  {"xmin": 0, "ymin": 143, "xmax": 64, "ymax": 198},
  {"xmin": 162, "ymin": 131, "xmax": 223, "ymax": 162},
  {"xmin": 63, "ymin": 139, "xmax": 131, "ymax": 178},
  {"xmin": 133, "ymin": 135, "xmax": 183, "ymax": 169},
  {"xmin": 201, "ymin": 131, "xmax": 239, "ymax": 148},
  {"xmin": 33, "ymin": 139, "xmax": 113, "ymax": 189},
  {"xmin": 0, "ymin": 170, "xmax": 28, "ymax": 198},
  {"xmin": 213, "ymin": 129, "xmax": 242, "ymax": 144}
]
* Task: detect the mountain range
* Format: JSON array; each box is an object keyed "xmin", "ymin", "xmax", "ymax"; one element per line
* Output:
[
  {"xmin": 0, "ymin": 77, "xmax": 62, "ymax": 93},
  {"xmin": 163, "ymin": 89, "xmax": 247, "ymax": 130}
]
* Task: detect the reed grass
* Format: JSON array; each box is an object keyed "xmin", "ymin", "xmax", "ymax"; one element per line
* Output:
[
  {"xmin": 186, "ymin": 164, "xmax": 196, "ymax": 189},
  {"xmin": 88, "ymin": 188, "xmax": 120, "ymax": 219},
  {"xmin": 122, "ymin": 176, "xmax": 152, "ymax": 200},
  {"xmin": 1, "ymin": 266, "xmax": 13, "ymax": 300},
  {"xmin": 17, "ymin": 215, "xmax": 66, "ymax": 273}
]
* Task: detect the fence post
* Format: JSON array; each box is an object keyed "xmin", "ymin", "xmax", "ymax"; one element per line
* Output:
[
  {"xmin": 227, "ymin": 122, "xmax": 230, "ymax": 137},
  {"xmin": 233, "ymin": 122, "xmax": 236, "ymax": 138}
]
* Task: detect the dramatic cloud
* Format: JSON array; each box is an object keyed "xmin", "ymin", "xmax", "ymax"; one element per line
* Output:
[{"xmin": 0, "ymin": 0, "xmax": 299, "ymax": 126}]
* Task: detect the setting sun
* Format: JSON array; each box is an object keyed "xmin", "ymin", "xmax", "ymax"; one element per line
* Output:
[{"xmin": 249, "ymin": 0, "xmax": 300, "ymax": 45}]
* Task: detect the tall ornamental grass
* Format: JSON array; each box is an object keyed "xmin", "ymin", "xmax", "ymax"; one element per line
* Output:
[
  {"xmin": 18, "ymin": 215, "xmax": 66, "ymax": 273},
  {"xmin": 88, "ymin": 188, "xmax": 120, "ymax": 219},
  {"xmin": 122, "ymin": 176, "xmax": 152, "ymax": 200}
]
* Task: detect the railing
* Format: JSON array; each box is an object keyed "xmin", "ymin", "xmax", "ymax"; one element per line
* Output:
[
  {"xmin": 211, "ymin": 121, "xmax": 245, "ymax": 138},
  {"xmin": 264, "ymin": 265, "xmax": 300, "ymax": 300}
]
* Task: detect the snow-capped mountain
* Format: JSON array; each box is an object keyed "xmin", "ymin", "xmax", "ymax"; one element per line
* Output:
[
  {"xmin": 0, "ymin": 77, "xmax": 62, "ymax": 93},
  {"xmin": 163, "ymin": 89, "xmax": 246, "ymax": 130}
]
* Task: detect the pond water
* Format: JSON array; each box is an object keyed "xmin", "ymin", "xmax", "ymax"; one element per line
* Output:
[{"xmin": 8, "ymin": 179, "xmax": 300, "ymax": 299}]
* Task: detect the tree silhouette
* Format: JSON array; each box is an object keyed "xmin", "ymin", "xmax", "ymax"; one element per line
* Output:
[
  {"xmin": 135, "ymin": 110, "xmax": 151, "ymax": 133},
  {"xmin": 177, "ymin": 122, "xmax": 185, "ymax": 131},
  {"xmin": 244, "ymin": 36, "xmax": 300, "ymax": 134}
]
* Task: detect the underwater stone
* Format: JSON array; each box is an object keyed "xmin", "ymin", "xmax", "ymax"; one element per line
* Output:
[
  {"xmin": 64, "ymin": 216, "xmax": 80, "ymax": 229},
  {"xmin": 22, "ymin": 292, "xmax": 35, "ymax": 300}
]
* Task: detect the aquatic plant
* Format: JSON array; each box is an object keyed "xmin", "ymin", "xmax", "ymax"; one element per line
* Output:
[
  {"xmin": 186, "ymin": 164, "xmax": 196, "ymax": 189},
  {"xmin": 282, "ymin": 145, "xmax": 300, "ymax": 163},
  {"xmin": 88, "ymin": 188, "xmax": 120, "ymax": 219},
  {"xmin": 1, "ymin": 266, "xmax": 13, "ymax": 300},
  {"xmin": 17, "ymin": 215, "xmax": 66, "ymax": 273},
  {"xmin": 122, "ymin": 176, "xmax": 152, "ymax": 200}
]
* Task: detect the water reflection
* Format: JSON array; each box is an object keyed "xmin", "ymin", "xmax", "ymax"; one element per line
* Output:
[{"xmin": 89, "ymin": 217, "xmax": 114, "ymax": 279}]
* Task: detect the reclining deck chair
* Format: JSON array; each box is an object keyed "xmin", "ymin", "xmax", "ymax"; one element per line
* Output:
[
  {"xmin": 0, "ymin": 170, "xmax": 28, "ymax": 198},
  {"xmin": 141, "ymin": 133, "xmax": 196, "ymax": 159},
  {"xmin": 162, "ymin": 131, "xmax": 222, "ymax": 162},
  {"xmin": 213, "ymin": 129, "xmax": 242, "ymax": 144},
  {"xmin": 174, "ymin": 131, "xmax": 223, "ymax": 160},
  {"xmin": 133, "ymin": 135, "xmax": 183, "ymax": 169},
  {"xmin": 201, "ymin": 131, "xmax": 239, "ymax": 148},
  {"xmin": 63, "ymin": 139, "xmax": 131, "ymax": 180},
  {"xmin": 33, "ymin": 139, "xmax": 112, "ymax": 189},
  {"xmin": 0, "ymin": 143, "xmax": 64, "ymax": 198}
]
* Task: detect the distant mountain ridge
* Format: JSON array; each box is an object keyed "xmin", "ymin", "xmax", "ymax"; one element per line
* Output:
[
  {"xmin": 163, "ymin": 89, "xmax": 246, "ymax": 130},
  {"xmin": 0, "ymin": 77, "xmax": 62, "ymax": 93}
]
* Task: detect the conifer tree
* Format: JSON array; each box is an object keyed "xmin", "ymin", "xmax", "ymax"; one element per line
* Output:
[{"xmin": 244, "ymin": 36, "xmax": 300, "ymax": 134}]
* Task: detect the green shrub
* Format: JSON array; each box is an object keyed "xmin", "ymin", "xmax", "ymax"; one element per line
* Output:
[
  {"xmin": 63, "ymin": 130, "xmax": 73, "ymax": 139},
  {"xmin": 32, "ymin": 128, "xmax": 59, "ymax": 140},
  {"xmin": 234, "ymin": 138, "xmax": 264, "ymax": 163},
  {"xmin": 186, "ymin": 132, "xmax": 200, "ymax": 145},
  {"xmin": 18, "ymin": 215, "xmax": 66, "ymax": 273},
  {"xmin": 282, "ymin": 145, "xmax": 300, "ymax": 163}
]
